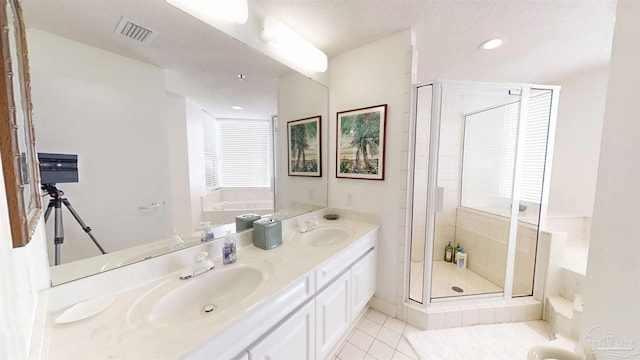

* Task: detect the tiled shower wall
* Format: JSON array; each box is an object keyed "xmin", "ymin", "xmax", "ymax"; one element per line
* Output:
[
  {"xmin": 455, "ymin": 207, "xmax": 538, "ymax": 296},
  {"xmin": 432, "ymin": 102, "xmax": 464, "ymax": 259}
]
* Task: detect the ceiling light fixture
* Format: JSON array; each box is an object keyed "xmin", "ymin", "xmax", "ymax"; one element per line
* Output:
[
  {"xmin": 480, "ymin": 38, "xmax": 503, "ymax": 50},
  {"xmin": 261, "ymin": 16, "xmax": 328, "ymax": 73},
  {"xmin": 165, "ymin": 0, "xmax": 248, "ymax": 25},
  {"xmin": 231, "ymin": 105, "xmax": 243, "ymax": 110}
]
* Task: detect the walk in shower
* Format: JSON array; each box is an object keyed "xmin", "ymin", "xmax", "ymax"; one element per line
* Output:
[{"xmin": 408, "ymin": 81, "xmax": 559, "ymax": 304}]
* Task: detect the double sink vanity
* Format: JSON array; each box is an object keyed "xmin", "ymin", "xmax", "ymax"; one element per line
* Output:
[{"xmin": 42, "ymin": 212, "xmax": 379, "ymax": 359}]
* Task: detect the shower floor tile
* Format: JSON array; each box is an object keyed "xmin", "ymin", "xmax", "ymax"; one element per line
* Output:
[{"xmin": 410, "ymin": 260, "xmax": 503, "ymax": 300}]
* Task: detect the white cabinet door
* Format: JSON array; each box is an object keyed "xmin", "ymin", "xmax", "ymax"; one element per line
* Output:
[
  {"xmin": 315, "ymin": 271, "xmax": 351, "ymax": 360},
  {"xmin": 351, "ymin": 249, "xmax": 376, "ymax": 317},
  {"xmin": 249, "ymin": 300, "xmax": 316, "ymax": 360}
]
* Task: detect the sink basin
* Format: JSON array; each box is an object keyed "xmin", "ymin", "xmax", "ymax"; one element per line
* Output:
[
  {"xmin": 300, "ymin": 227, "xmax": 350, "ymax": 247},
  {"xmin": 128, "ymin": 259, "xmax": 271, "ymax": 327}
]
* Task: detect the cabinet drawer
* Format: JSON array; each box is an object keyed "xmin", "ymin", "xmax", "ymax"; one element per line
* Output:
[{"xmin": 316, "ymin": 231, "xmax": 375, "ymax": 290}]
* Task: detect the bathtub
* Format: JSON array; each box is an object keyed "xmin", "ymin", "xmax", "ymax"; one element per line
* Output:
[
  {"xmin": 213, "ymin": 200, "xmax": 273, "ymax": 211},
  {"xmin": 201, "ymin": 188, "xmax": 275, "ymax": 226}
]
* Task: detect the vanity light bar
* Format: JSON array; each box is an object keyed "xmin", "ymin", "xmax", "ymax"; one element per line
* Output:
[
  {"xmin": 261, "ymin": 16, "xmax": 328, "ymax": 73},
  {"xmin": 165, "ymin": 0, "xmax": 249, "ymax": 25}
]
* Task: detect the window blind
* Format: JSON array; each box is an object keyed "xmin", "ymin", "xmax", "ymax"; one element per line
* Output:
[
  {"xmin": 499, "ymin": 91, "xmax": 552, "ymax": 203},
  {"xmin": 518, "ymin": 91, "xmax": 552, "ymax": 203},
  {"xmin": 203, "ymin": 111, "xmax": 219, "ymax": 190},
  {"xmin": 215, "ymin": 118, "xmax": 271, "ymax": 188}
]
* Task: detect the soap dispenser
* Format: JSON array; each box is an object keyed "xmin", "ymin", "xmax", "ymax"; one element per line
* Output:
[
  {"xmin": 200, "ymin": 222, "xmax": 214, "ymax": 242},
  {"xmin": 223, "ymin": 230, "xmax": 237, "ymax": 265}
]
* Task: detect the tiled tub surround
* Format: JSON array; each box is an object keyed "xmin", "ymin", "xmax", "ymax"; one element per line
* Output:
[
  {"xmin": 201, "ymin": 188, "xmax": 274, "ymax": 225},
  {"xmin": 43, "ymin": 217, "xmax": 378, "ymax": 359}
]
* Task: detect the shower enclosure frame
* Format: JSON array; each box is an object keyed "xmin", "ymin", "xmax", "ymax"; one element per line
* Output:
[{"xmin": 405, "ymin": 80, "xmax": 560, "ymax": 306}]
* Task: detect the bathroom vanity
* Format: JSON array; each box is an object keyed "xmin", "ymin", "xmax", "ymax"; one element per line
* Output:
[{"xmin": 42, "ymin": 217, "xmax": 378, "ymax": 359}]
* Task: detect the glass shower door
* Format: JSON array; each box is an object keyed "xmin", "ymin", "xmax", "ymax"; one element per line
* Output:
[
  {"xmin": 408, "ymin": 84, "xmax": 433, "ymax": 303},
  {"xmin": 408, "ymin": 81, "xmax": 559, "ymax": 304},
  {"xmin": 512, "ymin": 89, "xmax": 554, "ymax": 297},
  {"xmin": 430, "ymin": 84, "xmax": 521, "ymax": 299}
]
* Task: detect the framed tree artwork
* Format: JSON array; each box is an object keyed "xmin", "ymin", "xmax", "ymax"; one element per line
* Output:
[
  {"xmin": 287, "ymin": 115, "xmax": 321, "ymax": 177},
  {"xmin": 336, "ymin": 104, "xmax": 387, "ymax": 180}
]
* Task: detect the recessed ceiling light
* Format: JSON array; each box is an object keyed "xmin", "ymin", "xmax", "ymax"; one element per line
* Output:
[
  {"xmin": 237, "ymin": 74, "xmax": 246, "ymax": 80},
  {"xmin": 480, "ymin": 38, "xmax": 503, "ymax": 50},
  {"xmin": 231, "ymin": 105, "xmax": 243, "ymax": 110}
]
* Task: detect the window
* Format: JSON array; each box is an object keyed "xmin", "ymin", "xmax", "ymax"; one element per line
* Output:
[
  {"xmin": 203, "ymin": 115, "xmax": 272, "ymax": 190},
  {"xmin": 518, "ymin": 90, "xmax": 552, "ymax": 203},
  {"xmin": 203, "ymin": 112, "xmax": 218, "ymax": 189},
  {"xmin": 461, "ymin": 90, "xmax": 553, "ymax": 210}
]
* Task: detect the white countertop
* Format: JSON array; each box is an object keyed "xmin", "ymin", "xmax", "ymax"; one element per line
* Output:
[{"xmin": 43, "ymin": 218, "xmax": 378, "ymax": 359}]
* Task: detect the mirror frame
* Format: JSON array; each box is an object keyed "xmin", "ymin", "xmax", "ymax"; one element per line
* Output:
[{"xmin": 0, "ymin": 0, "xmax": 42, "ymax": 248}]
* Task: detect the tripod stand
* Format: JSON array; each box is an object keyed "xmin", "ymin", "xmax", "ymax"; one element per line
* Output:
[{"xmin": 42, "ymin": 184, "xmax": 107, "ymax": 265}]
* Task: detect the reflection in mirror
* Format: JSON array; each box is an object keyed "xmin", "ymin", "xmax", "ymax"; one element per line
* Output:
[
  {"xmin": 21, "ymin": 0, "xmax": 328, "ymax": 285},
  {"xmin": 276, "ymin": 71, "xmax": 329, "ymax": 217}
]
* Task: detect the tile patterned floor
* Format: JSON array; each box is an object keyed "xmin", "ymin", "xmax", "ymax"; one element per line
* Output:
[
  {"xmin": 331, "ymin": 308, "xmax": 420, "ymax": 360},
  {"xmin": 332, "ymin": 308, "xmax": 554, "ymax": 360}
]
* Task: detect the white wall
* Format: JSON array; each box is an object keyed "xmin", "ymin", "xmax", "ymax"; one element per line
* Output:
[
  {"xmin": 329, "ymin": 30, "xmax": 414, "ymax": 314},
  {"xmin": 0, "ymin": 153, "xmax": 50, "ymax": 358},
  {"xmin": 581, "ymin": 0, "xmax": 640, "ymax": 357},
  {"xmin": 27, "ymin": 30, "xmax": 174, "ymax": 263},
  {"xmin": 548, "ymin": 65, "xmax": 609, "ymax": 217},
  {"xmin": 166, "ymin": 95, "xmax": 206, "ymax": 234},
  {"xmin": 277, "ymin": 71, "xmax": 329, "ymax": 215},
  {"xmin": 185, "ymin": 100, "xmax": 207, "ymax": 231}
]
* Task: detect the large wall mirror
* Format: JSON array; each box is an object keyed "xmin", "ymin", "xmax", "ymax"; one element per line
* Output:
[
  {"xmin": 21, "ymin": 0, "xmax": 328, "ymax": 285},
  {"xmin": 0, "ymin": 0, "xmax": 42, "ymax": 249}
]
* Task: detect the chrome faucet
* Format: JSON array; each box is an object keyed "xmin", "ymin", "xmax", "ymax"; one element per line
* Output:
[
  {"xmin": 180, "ymin": 252, "xmax": 215, "ymax": 280},
  {"xmin": 298, "ymin": 217, "xmax": 318, "ymax": 233}
]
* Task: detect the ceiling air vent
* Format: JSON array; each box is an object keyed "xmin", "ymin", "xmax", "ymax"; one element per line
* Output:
[{"xmin": 114, "ymin": 17, "xmax": 157, "ymax": 46}]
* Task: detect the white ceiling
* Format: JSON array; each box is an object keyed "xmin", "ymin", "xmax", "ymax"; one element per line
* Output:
[
  {"xmin": 21, "ymin": 0, "xmax": 617, "ymax": 118},
  {"xmin": 255, "ymin": 0, "xmax": 617, "ymax": 84}
]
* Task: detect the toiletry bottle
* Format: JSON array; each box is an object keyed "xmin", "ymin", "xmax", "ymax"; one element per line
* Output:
[
  {"xmin": 454, "ymin": 243, "xmax": 461, "ymax": 264},
  {"xmin": 457, "ymin": 249, "xmax": 467, "ymax": 269},
  {"xmin": 223, "ymin": 230, "xmax": 237, "ymax": 264},
  {"xmin": 200, "ymin": 222, "xmax": 214, "ymax": 242},
  {"xmin": 445, "ymin": 242, "xmax": 453, "ymax": 262}
]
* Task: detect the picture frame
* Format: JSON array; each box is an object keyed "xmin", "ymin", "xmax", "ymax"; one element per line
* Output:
[
  {"xmin": 0, "ymin": 0, "xmax": 43, "ymax": 248},
  {"xmin": 287, "ymin": 115, "xmax": 322, "ymax": 177},
  {"xmin": 336, "ymin": 104, "xmax": 387, "ymax": 180}
]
